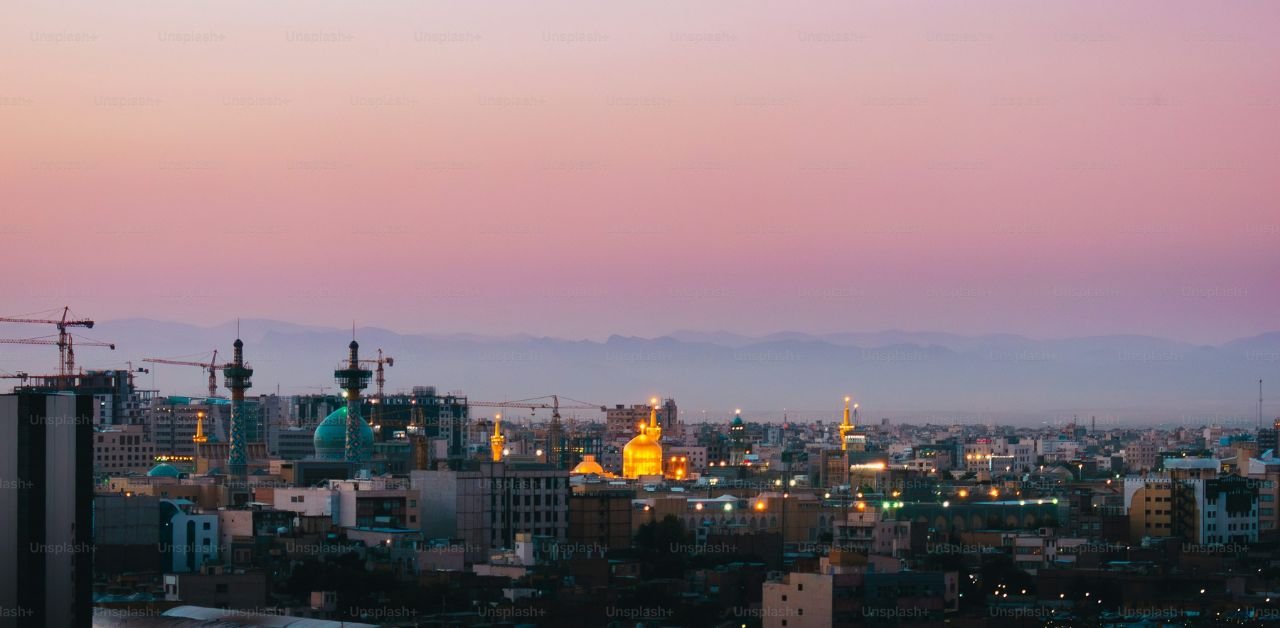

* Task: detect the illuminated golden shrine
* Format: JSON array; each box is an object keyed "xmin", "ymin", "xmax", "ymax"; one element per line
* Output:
[{"xmin": 622, "ymin": 399, "xmax": 663, "ymax": 478}]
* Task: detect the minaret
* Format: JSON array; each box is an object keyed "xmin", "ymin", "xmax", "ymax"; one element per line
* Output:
[
  {"xmin": 839, "ymin": 396, "xmax": 855, "ymax": 451},
  {"xmin": 490, "ymin": 414, "xmax": 505, "ymax": 462},
  {"xmin": 647, "ymin": 397, "xmax": 662, "ymax": 442},
  {"xmin": 334, "ymin": 340, "xmax": 371, "ymax": 465},
  {"xmin": 223, "ymin": 339, "xmax": 253, "ymax": 476},
  {"xmin": 192, "ymin": 410, "xmax": 208, "ymax": 444}
]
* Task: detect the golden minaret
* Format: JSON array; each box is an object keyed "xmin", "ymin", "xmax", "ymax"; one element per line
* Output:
[
  {"xmin": 192, "ymin": 410, "xmax": 208, "ymax": 444},
  {"xmin": 839, "ymin": 397, "xmax": 855, "ymax": 451},
  {"xmin": 490, "ymin": 413, "xmax": 506, "ymax": 462}
]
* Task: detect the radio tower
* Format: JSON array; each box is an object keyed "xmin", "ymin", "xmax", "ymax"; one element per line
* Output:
[
  {"xmin": 334, "ymin": 339, "xmax": 372, "ymax": 465},
  {"xmin": 223, "ymin": 338, "xmax": 254, "ymax": 476}
]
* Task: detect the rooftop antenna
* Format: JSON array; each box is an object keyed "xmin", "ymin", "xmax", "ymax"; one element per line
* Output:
[{"xmin": 1261, "ymin": 379, "xmax": 1265, "ymax": 430}]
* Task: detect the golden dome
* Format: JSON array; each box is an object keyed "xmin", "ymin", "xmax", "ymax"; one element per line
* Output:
[
  {"xmin": 571, "ymin": 454, "xmax": 606, "ymax": 475},
  {"xmin": 622, "ymin": 403, "xmax": 664, "ymax": 478},
  {"xmin": 623, "ymin": 432, "xmax": 663, "ymax": 478}
]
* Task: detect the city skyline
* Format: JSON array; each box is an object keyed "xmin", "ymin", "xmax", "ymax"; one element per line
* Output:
[
  {"xmin": 5, "ymin": 2, "xmax": 1280, "ymax": 626},
  {"xmin": 4, "ymin": 315, "xmax": 1275, "ymax": 425}
]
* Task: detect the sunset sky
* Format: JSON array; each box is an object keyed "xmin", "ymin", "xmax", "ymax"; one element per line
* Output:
[{"xmin": 3, "ymin": 1, "xmax": 1277, "ymax": 343}]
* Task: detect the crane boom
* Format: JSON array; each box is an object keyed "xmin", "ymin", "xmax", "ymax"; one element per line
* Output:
[
  {"xmin": 357, "ymin": 349, "xmax": 394, "ymax": 399},
  {"xmin": 142, "ymin": 350, "xmax": 223, "ymax": 397},
  {"xmin": 0, "ymin": 306, "xmax": 98, "ymax": 376},
  {"xmin": 470, "ymin": 394, "xmax": 606, "ymax": 418}
]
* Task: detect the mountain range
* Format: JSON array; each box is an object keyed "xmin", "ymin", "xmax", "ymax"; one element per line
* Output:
[{"xmin": 2, "ymin": 318, "xmax": 1278, "ymax": 426}]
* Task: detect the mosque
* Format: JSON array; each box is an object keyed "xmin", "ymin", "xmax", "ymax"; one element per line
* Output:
[
  {"xmin": 313, "ymin": 405, "xmax": 375, "ymax": 462},
  {"xmin": 621, "ymin": 398, "xmax": 664, "ymax": 478}
]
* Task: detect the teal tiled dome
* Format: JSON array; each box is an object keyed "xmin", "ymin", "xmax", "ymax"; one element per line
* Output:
[
  {"xmin": 146, "ymin": 463, "xmax": 181, "ymax": 478},
  {"xmin": 313, "ymin": 406, "xmax": 373, "ymax": 461}
]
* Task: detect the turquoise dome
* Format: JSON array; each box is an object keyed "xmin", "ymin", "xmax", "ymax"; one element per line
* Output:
[
  {"xmin": 313, "ymin": 406, "xmax": 374, "ymax": 461},
  {"xmin": 147, "ymin": 463, "xmax": 181, "ymax": 478}
]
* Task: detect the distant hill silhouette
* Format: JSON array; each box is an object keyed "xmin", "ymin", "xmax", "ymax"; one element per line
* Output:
[{"xmin": 2, "ymin": 319, "xmax": 1276, "ymax": 426}]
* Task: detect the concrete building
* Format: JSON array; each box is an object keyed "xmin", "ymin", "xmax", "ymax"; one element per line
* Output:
[
  {"xmin": 160, "ymin": 498, "xmax": 220, "ymax": 573},
  {"xmin": 332, "ymin": 477, "xmax": 421, "ymax": 530},
  {"xmin": 1246, "ymin": 456, "xmax": 1280, "ymax": 536},
  {"xmin": 1126, "ymin": 440, "xmax": 1158, "ymax": 473},
  {"xmin": 272, "ymin": 486, "xmax": 338, "ymax": 518},
  {"xmin": 1189, "ymin": 474, "xmax": 1259, "ymax": 546},
  {"xmin": 998, "ymin": 438, "xmax": 1036, "ymax": 473},
  {"xmin": 667, "ymin": 445, "xmax": 708, "ymax": 474},
  {"xmin": 163, "ymin": 566, "xmax": 268, "ymax": 609},
  {"xmin": 256, "ymin": 393, "xmax": 289, "ymax": 453},
  {"xmin": 963, "ymin": 439, "xmax": 995, "ymax": 474},
  {"xmin": 761, "ymin": 572, "xmax": 832, "ymax": 628},
  {"xmin": 94, "ymin": 423, "xmax": 156, "ymax": 474},
  {"xmin": 413, "ymin": 461, "xmax": 569, "ymax": 562},
  {"xmin": 606, "ymin": 399, "xmax": 677, "ymax": 441},
  {"xmin": 217, "ymin": 506, "xmax": 295, "ymax": 566},
  {"xmin": 1124, "ymin": 476, "xmax": 1184, "ymax": 541},
  {"xmin": 0, "ymin": 391, "xmax": 95, "ymax": 628},
  {"xmin": 567, "ymin": 490, "xmax": 632, "ymax": 551},
  {"xmin": 93, "ymin": 493, "xmax": 162, "ymax": 574},
  {"xmin": 272, "ymin": 426, "xmax": 317, "ymax": 460},
  {"xmin": 1166, "ymin": 457, "xmax": 1221, "ymax": 481}
]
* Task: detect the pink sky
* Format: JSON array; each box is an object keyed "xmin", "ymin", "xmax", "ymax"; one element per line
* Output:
[{"xmin": 2, "ymin": 1, "xmax": 1277, "ymax": 343}]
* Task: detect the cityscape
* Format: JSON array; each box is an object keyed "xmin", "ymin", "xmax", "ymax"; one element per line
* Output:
[
  {"xmin": 3, "ymin": 319, "xmax": 1280, "ymax": 627},
  {"xmin": 5, "ymin": 1, "xmax": 1280, "ymax": 627}
]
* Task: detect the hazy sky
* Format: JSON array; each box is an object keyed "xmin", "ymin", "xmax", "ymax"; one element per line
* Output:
[{"xmin": 3, "ymin": 1, "xmax": 1277, "ymax": 343}]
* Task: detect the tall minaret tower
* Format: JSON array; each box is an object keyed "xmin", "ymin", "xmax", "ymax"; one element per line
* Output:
[
  {"xmin": 193, "ymin": 410, "xmax": 208, "ymax": 444},
  {"xmin": 334, "ymin": 340, "xmax": 371, "ymax": 465},
  {"xmin": 647, "ymin": 397, "xmax": 662, "ymax": 442},
  {"xmin": 490, "ymin": 413, "xmax": 505, "ymax": 462},
  {"xmin": 223, "ymin": 338, "xmax": 253, "ymax": 476},
  {"xmin": 839, "ymin": 396, "xmax": 856, "ymax": 451}
]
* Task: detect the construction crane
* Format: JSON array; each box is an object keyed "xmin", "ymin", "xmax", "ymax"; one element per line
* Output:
[
  {"xmin": 470, "ymin": 395, "xmax": 605, "ymax": 420},
  {"xmin": 0, "ymin": 371, "xmax": 31, "ymax": 394},
  {"xmin": 0, "ymin": 334, "xmax": 115, "ymax": 381},
  {"xmin": 143, "ymin": 351, "xmax": 223, "ymax": 398},
  {"xmin": 358, "ymin": 349, "xmax": 394, "ymax": 400},
  {"xmin": 0, "ymin": 306, "xmax": 102, "ymax": 377},
  {"xmin": 471, "ymin": 395, "xmax": 602, "ymax": 470}
]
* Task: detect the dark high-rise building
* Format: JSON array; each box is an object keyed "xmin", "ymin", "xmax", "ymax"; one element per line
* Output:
[
  {"xmin": 1259, "ymin": 420, "xmax": 1280, "ymax": 455},
  {"xmin": 0, "ymin": 391, "xmax": 94, "ymax": 628}
]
